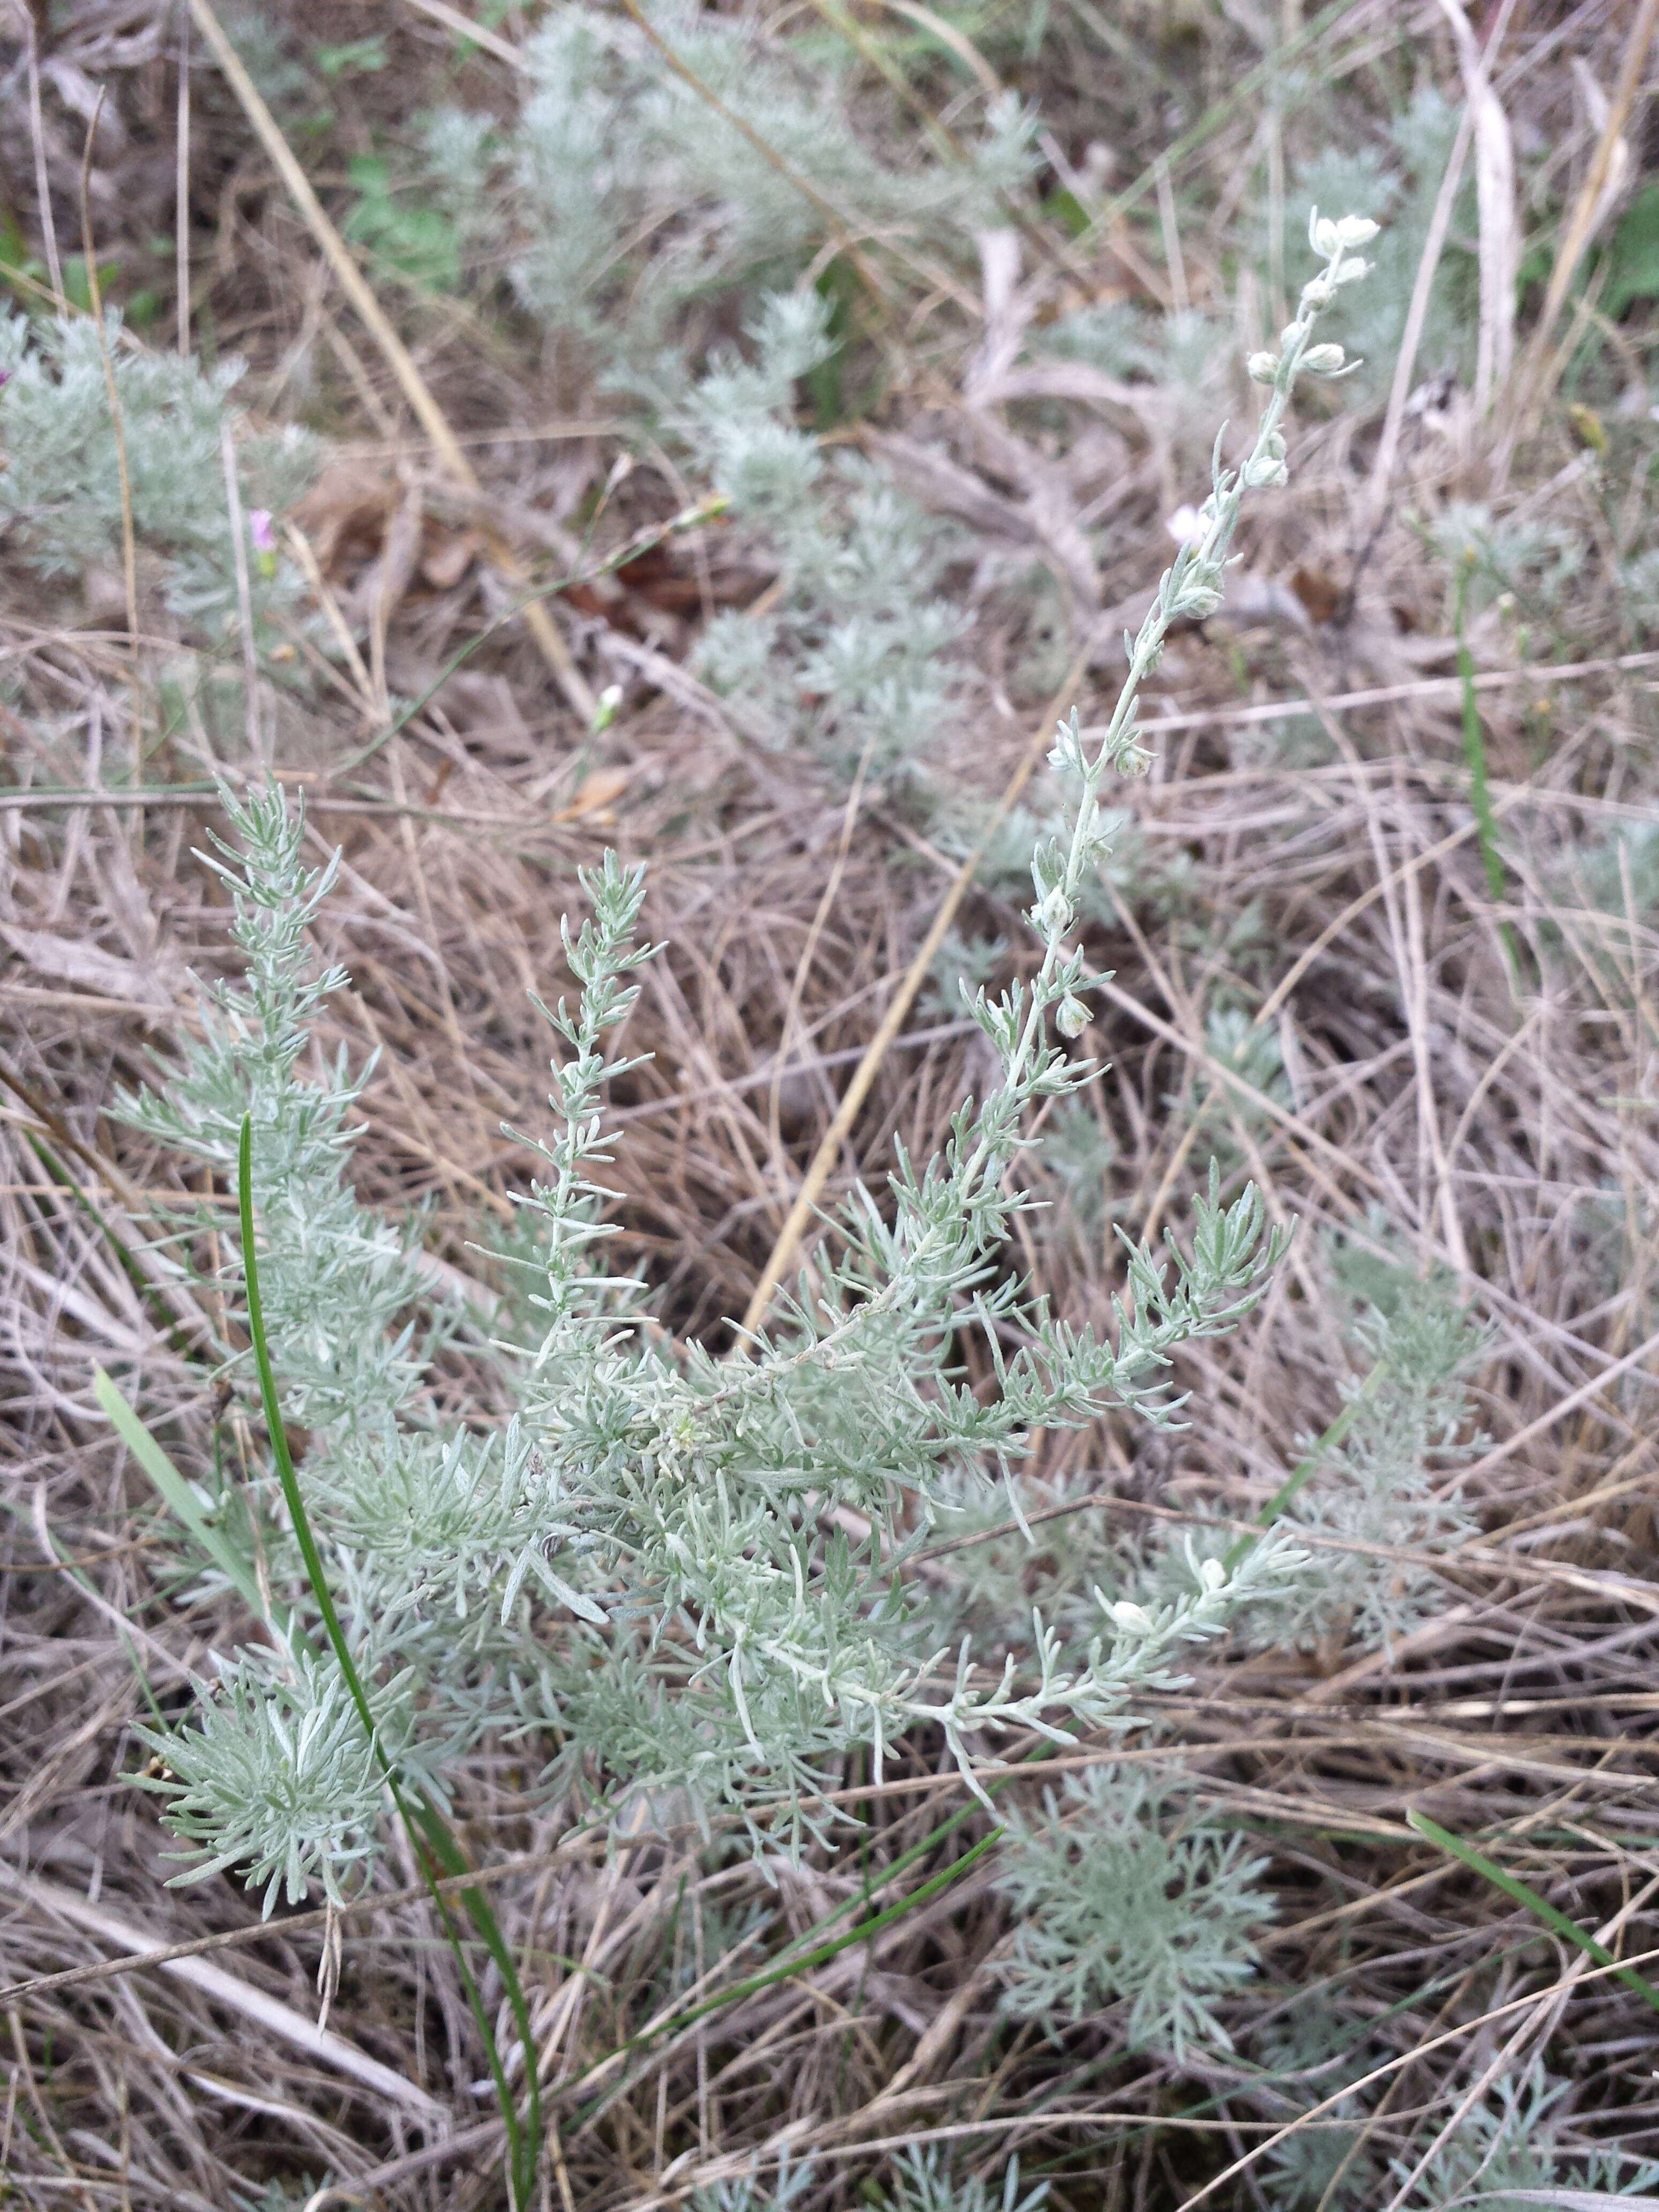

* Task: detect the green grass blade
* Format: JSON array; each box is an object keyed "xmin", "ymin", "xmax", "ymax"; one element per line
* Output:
[
  {"xmin": 569, "ymin": 1826, "xmax": 1002, "ymax": 2132},
  {"xmin": 1408, "ymin": 1810, "xmax": 1659, "ymax": 2013},
  {"xmin": 94, "ymin": 1367, "xmax": 266, "ymax": 1619},
  {"xmin": 1223, "ymin": 1365, "xmax": 1380, "ymax": 1573},
  {"xmin": 1454, "ymin": 565, "xmax": 1523, "ymax": 994},
  {"xmin": 237, "ymin": 1114, "xmax": 542, "ymax": 2205},
  {"xmin": 1458, "ymin": 646, "xmax": 1508, "ymax": 911}
]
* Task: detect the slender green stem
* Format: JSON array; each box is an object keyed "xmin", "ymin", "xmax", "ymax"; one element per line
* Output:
[
  {"xmin": 1454, "ymin": 563, "xmax": 1523, "ymax": 998},
  {"xmin": 1222, "ymin": 1365, "xmax": 1382, "ymax": 1572},
  {"xmin": 569, "ymin": 1825, "xmax": 1004, "ymax": 2131},
  {"xmin": 237, "ymin": 1115, "xmax": 543, "ymax": 2205},
  {"xmin": 1408, "ymin": 1810, "xmax": 1659, "ymax": 2014}
]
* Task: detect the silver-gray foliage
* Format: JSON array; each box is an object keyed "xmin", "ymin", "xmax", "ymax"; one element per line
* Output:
[
  {"xmin": 123, "ymin": 216, "xmax": 1379, "ymax": 1949},
  {"xmin": 0, "ymin": 307, "xmax": 313, "ymax": 641},
  {"xmin": 423, "ymin": 1, "xmax": 1032, "ymax": 356},
  {"xmin": 682, "ymin": 292, "xmax": 967, "ymax": 783},
  {"xmin": 1399, "ymin": 2062, "xmax": 1659, "ymax": 2212},
  {"xmin": 1141, "ymin": 1231, "xmax": 1486, "ymax": 1655},
  {"xmin": 994, "ymin": 1766, "xmax": 1275, "ymax": 2057}
]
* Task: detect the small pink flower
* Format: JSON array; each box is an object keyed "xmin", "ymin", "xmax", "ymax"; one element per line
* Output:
[{"xmin": 248, "ymin": 509, "xmax": 275, "ymax": 554}]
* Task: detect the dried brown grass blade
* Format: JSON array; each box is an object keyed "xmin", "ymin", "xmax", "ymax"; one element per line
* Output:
[
  {"xmin": 185, "ymin": 0, "xmax": 596, "ymax": 722},
  {"xmin": 401, "ymin": 0, "xmax": 526, "ymax": 68},
  {"xmin": 741, "ymin": 649, "xmax": 1089, "ymax": 1332},
  {"xmin": 78, "ymin": 92, "xmax": 140, "ymax": 667},
  {"xmin": 1508, "ymin": 0, "xmax": 1659, "ymax": 430},
  {"xmin": 1429, "ymin": 0, "xmax": 1519, "ymax": 408},
  {"xmin": 0, "ymin": 1862, "xmax": 449, "ymax": 2125}
]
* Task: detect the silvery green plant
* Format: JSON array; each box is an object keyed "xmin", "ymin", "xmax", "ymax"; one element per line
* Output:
[
  {"xmin": 681, "ymin": 290, "xmax": 967, "ymax": 783},
  {"xmin": 124, "ymin": 214, "xmax": 1377, "ymax": 1921},
  {"xmin": 0, "ymin": 306, "xmax": 313, "ymax": 643},
  {"xmin": 688, "ymin": 2145, "xmax": 1044, "ymax": 2212},
  {"xmin": 1139, "ymin": 1233, "xmax": 1486, "ymax": 1655},
  {"xmin": 119, "ymin": 789, "xmax": 430, "ymax": 1443},
  {"xmin": 421, "ymin": 1, "xmax": 1033, "ymax": 358},
  {"xmin": 880, "ymin": 2149, "xmax": 1049, "ymax": 2212},
  {"xmin": 995, "ymin": 1766, "xmax": 1275, "ymax": 2058},
  {"xmin": 1396, "ymin": 2062, "xmax": 1659, "ymax": 2212},
  {"xmin": 1252, "ymin": 2004, "xmax": 1381, "ymax": 2210},
  {"xmin": 690, "ymin": 2156, "xmax": 816, "ymax": 2212}
]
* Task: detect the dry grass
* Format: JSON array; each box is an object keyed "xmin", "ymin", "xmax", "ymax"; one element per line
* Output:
[{"xmin": 3, "ymin": 0, "xmax": 1658, "ymax": 2206}]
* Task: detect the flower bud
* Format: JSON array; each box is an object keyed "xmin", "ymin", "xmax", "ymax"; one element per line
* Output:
[
  {"xmin": 1332, "ymin": 254, "xmax": 1370, "ymax": 285},
  {"xmin": 1299, "ymin": 273, "xmax": 1335, "ymax": 308},
  {"xmin": 1246, "ymin": 351, "xmax": 1279, "ymax": 385},
  {"xmin": 1301, "ymin": 343, "xmax": 1346, "ymax": 374},
  {"xmin": 590, "ymin": 683, "xmax": 624, "ymax": 734},
  {"xmin": 1109, "ymin": 1600, "xmax": 1154, "ymax": 1633},
  {"xmin": 1243, "ymin": 453, "xmax": 1289, "ymax": 489},
  {"xmin": 1309, "ymin": 210, "xmax": 1379, "ymax": 259},
  {"xmin": 248, "ymin": 508, "xmax": 278, "ymax": 580},
  {"xmin": 1056, "ymin": 994, "xmax": 1089, "ymax": 1039},
  {"xmin": 1036, "ymin": 885, "xmax": 1074, "ymax": 936},
  {"xmin": 1200, "ymin": 1557, "xmax": 1227, "ymax": 1593},
  {"xmin": 1175, "ymin": 579, "xmax": 1223, "ymax": 619}
]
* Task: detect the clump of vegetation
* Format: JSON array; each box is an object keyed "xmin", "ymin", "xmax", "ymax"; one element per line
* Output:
[
  {"xmin": 0, "ymin": 305, "xmax": 313, "ymax": 641},
  {"xmin": 7, "ymin": 4, "xmax": 1659, "ymax": 2208},
  {"xmin": 994, "ymin": 1765, "xmax": 1275, "ymax": 2057},
  {"xmin": 119, "ymin": 215, "xmax": 1377, "ymax": 1913}
]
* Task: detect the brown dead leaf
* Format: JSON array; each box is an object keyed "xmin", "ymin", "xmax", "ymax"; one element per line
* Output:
[
  {"xmin": 1289, "ymin": 565, "xmax": 1345, "ymax": 626},
  {"xmin": 367, "ymin": 481, "xmax": 426, "ymax": 636},
  {"xmin": 614, "ymin": 542, "xmax": 705, "ymax": 616},
  {"xmin": 1, "ymin": 925, "xmax": 181, "ymax": 1009},
  {"xmin": 291, "ymin": 461, "xmax": 396, "ymax": 577},
  {"xmin": 552, "ymin": 765, "xmax": 633, "ymax": 824},
  {"xmin": 420, "ymin": 526, "xmax": 482, "ymax": 591}
]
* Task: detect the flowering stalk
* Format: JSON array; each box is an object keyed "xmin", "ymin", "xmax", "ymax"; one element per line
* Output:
[
  {"xmin": 1011, "ymin": 207, "xmax": 1380, "ymax": 1105},
  {"xmin": 766, "ymin": 210, "xmax": 1383, "ymax": 1388},
  {"xmin": 659, "ymin": 213, "xmax": 1383, "ymax": 1798}
]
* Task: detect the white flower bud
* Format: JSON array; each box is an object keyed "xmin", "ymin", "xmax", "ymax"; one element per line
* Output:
[
  {"xmin": 1036, "ymin": 885, "xmax": 1073, "ymax": 936},
  {"xmin": 1109, "ymin": 1600, "xmax": 1154, "ymax": 1633},
  {"xmin": 1056, "ymin": 994, "xmax": 1089, "ymax": 1039},
  {"xmin": 1301, "ymin": 343, "xmax": 1346, "ymax": 374},
  {"xmin": 1243, "ymin": 453, "xmax": 1289, "ymax": 489},
  {"xmin": 1176, "ymin": 579, "xmax": 1223, "ymax": 619},
  {"xmin": 1299, "ymin": 273, "xmax": 1335, "ymax": 308},
  {"xmin": 1246, "ymin": 351, "xmax": 1280, "ymax": 385},
  {"xmin": 1279, "ymin": 323, "xmax": 1303, "ymax": 351},
  {"xmin": 1164, "ymin": 502, "xmax": 1205, "ymax": 547},
  {"xmin": 1200, "ymin": 1557, "xmax": 1227, "ymax": 1593},
  {"xmin": 589, "ymin": 683, "xmax": 624, "ymax": 734},
  {"xmin": 1310, "ymin": 209, "xmax": 1379, "ymax": 259},
  {"xmin": 1332, "ymin": 255, "xmax": 1370, "ymax": 285}
]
